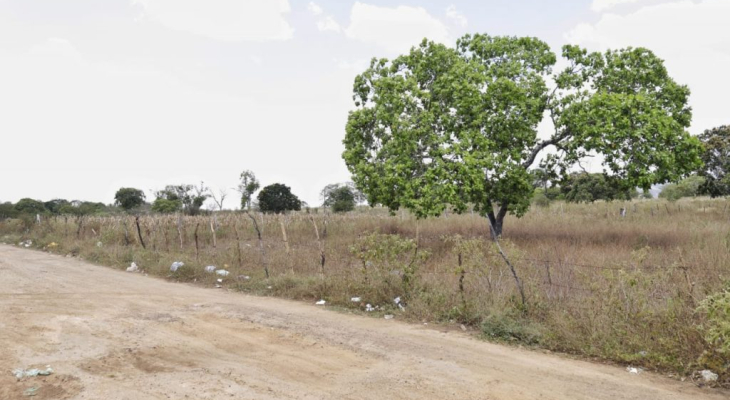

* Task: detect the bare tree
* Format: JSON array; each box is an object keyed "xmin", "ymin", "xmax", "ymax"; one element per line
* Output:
[{"xmin": 208, "ymin": 188, "xmax": 229, "ymax": 211}]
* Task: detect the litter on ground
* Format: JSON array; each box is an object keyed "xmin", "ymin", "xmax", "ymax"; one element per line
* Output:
[
  {"xmin": 170, "ymin": 261, "xmax": 184, "ymax": 272},
  {"xmin": 215, "ymin": 269, "xmax": 230, "ymax": 277},
  {"xmin": 126, "ymin": 262, "xmax": 139, "ymax": 273},
  {"xmin": 13, "ymin": 366, "xmax": 54, "ymax": 379},
  {"xmin": 351, "ymin": 297, "xmax": 361, "ymax": 302},
  {"xmin": 384, "ymin": 314, "xmax": 394, "ymax": 320},
  {"xmin": 315, "ymin": 300, "xmax": 326, "ymax": 305},
  {"xmin": 204, "ymin": 266, "xmax": 216, "ymax": 273},
  {"xmin": 700, "ymin": 370, "xmax": 718, "ymax": 382}
]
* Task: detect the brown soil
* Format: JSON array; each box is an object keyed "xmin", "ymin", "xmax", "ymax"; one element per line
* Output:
[{"xmin": 0, "ymin": 244, "xmax": 725, "ymax": 399}]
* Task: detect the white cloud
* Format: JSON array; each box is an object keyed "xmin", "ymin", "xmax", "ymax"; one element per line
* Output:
[
  {"xmin": 132, "ymin": 0, "xmax": 294, "ymax": 42},
  {"xmin": 445, "ymin": 5, "xmax": 467, "ymax": 27},
  {"xmin": 566, "ymin": 0, "xmax": 730, "ymax": 132},
  {"xmin": 306, "ymin": 2, "xmax": 341, "ymax": 33},
  {"xmin": 344, "ymin": 2, "xmax": 450, "ymax": 54},
  {"xmin": 317, "ymin": 15, "xmax": 342, "ymax": 32},
  {"xmin": 307, "ymin": 2, "xmax": 323, "ymax": 16},
  {"xmin": 591, "ymin": 0, "xmax": 644, "ymax": 12}
]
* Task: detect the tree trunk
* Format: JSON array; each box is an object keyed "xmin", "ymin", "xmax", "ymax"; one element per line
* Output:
[{"xmin": 486, "ymin": 204, "xmax": 507, "ymax": 238}]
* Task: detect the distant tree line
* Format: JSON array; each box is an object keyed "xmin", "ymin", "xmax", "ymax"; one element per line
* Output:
[{"xmin": 3, "ymin": 122, "xmax": 726, "ymax": 221}]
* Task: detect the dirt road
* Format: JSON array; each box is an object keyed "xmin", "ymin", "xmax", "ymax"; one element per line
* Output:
[{"xmin": 0, "ymin": 245, "xmax": 724, "ymax": 400}]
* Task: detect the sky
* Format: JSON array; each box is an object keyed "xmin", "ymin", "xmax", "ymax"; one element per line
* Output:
[{"xmin": 0, "ymin": 0, "xmax": 728, "ymax": 208}]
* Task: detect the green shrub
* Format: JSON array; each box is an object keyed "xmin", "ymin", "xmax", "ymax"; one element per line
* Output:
[
  {"xmin": 699, "ymin": 283, "xmax": 730, "ymax": 355},
  {"xmin": 481, "ymin": 312, "xmax": 542, "ymax": 345}
]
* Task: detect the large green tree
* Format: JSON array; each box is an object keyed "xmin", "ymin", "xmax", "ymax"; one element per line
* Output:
[
  {"xmin": 114, "ymin": 188, "xmax": 146, "ymax": 211},
  {"xmin": 14, "ymin": 198, "xmax": 47, "ymax": 215},
  {"xmin": 697, "ymin": 125, "xmax": 730, "ymax": 197},
  {"xmin": 257, "ymin": 183, "xmax": 301, "ymax": 214},
  {"xmin": 343, "ymin": 34, "xmax": 701, "ymax": 236}
]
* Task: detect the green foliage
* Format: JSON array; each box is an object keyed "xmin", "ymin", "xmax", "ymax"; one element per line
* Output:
[
  {"xmin": 659, "ymin": 175, "xmax": 706, "ymax": 201},
  {"xmin": 154, "ymin": 183, "xmax": 208, "ymax": 215},
  {"xmin": 343, "ymin": 34, "xmax": 701, "ymax": 235},
  {"xmin": 0, "ymin": 202, "xmax": 18, "ymax": 219},
  {"xmin": 56, "ymin": 201, "xmax": 108, "ymax": 216},
  {"xmin": 14, "ymin": 198, "xmax": 47, "ymax": 215},
  {"xmin": 560, "ymin": 173, "xmax": 636, "ymax": 203},
  {"xmin": 238, "ymin": 170, "xmax": 260, "ymax": 210},
  {"xmin": 699, "ymin": 283, "xmax": 730, "ymax": 355},
  {"xmin": 349, "ymin": 232, "xmax": 428, "ymax": 302},
  {"xmin": 114, "ymin": 188, "xmax": 146, "ymax": 211},
  {"xmin": 151, "ymin": 198, "xmax": 181, "ymax": 214},
  {"xmin": 322, "ymin": 184, "xmax": 357, "ymax": 213},
  {"xmin": 698, "ymin": 125, "xmax": 730, "ymax": 197},
  {"xmin": 44, "ymin": 199, "xmax": 70, "ymax": 214},
  {"xmin": 532, "ymin": 189, "xmax": 551, "ymax": 207},
  {"xmin": 257, "ymin": 183, "xmax": 301, "ymax": 214},
  {"xmin": 481, "ymin": 312, "xmax": 542, "ymax": 345}
]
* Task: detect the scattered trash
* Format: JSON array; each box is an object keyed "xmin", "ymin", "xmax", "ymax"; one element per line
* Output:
[
  {"xmin": 267, "ymin": 286, "xmax": 272, "ymax": 289},
  {"xmin": 384, "ymin": 314, "xmax": 394, "ymax": 320},
  {"xmin": 47, "ymin": 242, "xmax": 58, "ymax": 248},
  {"xmin": 215, "ymin": 284, "xmax": 222, "ymax": 288},
  {"xmin": 215, "ymin": 269, "xmax": 230, "ymax": 277},
  {"xmin": 638, "ymin": 350, "xmax": 648, "ymax": 357},
  {"xmin": 13, "ymin": 366, "xmax": 54, "ymax": 378},
  {"xmin": 216, "ymin": 279, "xmax": 223, "ymax": 283},
  {"xmin": 18, "ymin": 240, "xmax": 32, "ymax": 248},
  {"xmin": 700, "ymin": 370, "xmax": 719, "ymax": 382},
  {"xmin": 23, "ymin": 386, "xmax": 39, "ymax": 396},
  {"xmin": 394, "ymin": 297, "xmax": 405, "ymax": 310},
  {"xmin": 96, "ymin": 241, "xmax": 103, "ymax": 247},
  {"xmin": 126, "ymin": 262, "xmax": 139, "ymax": 273},
  {"xmin": 460, "ymin": 324, "xmax": 467, "ymax": 331},
  {"xmin": 315, "ymin": 300, "xmax": 326, "ymax": 305},
  {"xmin": 351, "ymin": 297, "xmax": 361, "ymax": 302},
  {"xmin": 237, "ymin": 275, "xmax": 251, "ymax": 281},
  {"xmin": 626, "ymin": 366, "xmax": 642, "ymax": 374},
  {"xmin": 170, "ymin": 261, "xmax": 184, "ymax": 272},
  {"xmin": 204, "ymin": 266, "xmax": 216, "ymax": 273},
  {"xmin": 365, "ymin": 304, "xmax": 375, "ymax": 312}
]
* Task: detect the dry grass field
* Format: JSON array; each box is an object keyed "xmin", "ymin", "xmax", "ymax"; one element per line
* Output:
[{"xmin": 2, "ymin": 197, "xmax": 729, "ymax": 384}]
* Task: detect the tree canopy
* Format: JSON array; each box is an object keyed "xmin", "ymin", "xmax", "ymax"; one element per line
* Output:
[
  {"xmin": 560, "ymin": 173, "xmax": 637, "ymax": 203},
  {"xmin": 343, "ymin": 34, "xmax": 701, "ymax": 235},
  {"xmin": 698, "ymin": 125, "xmax": 730, "ymax": 197},
  {"xmin": 659, "ymin": 175, "xmax": 706, "ymax": 201},
  {"xmin": 14, "ymin": 198, "xmax": 47, "ymax": 215},
  {"xmin": 322, "ymin": 185, "xmax": 357, "ymax": 213},
  {"xmin": 257, "ymin": 183, "xmax": 301, "ymax": 214},
  {"xmin": 114, "ymin": 188, "xmax": 146, "ymax": 211},
  {"xmin": 153, "ymin": 183, "xmax": 208, "ymax": 215}
]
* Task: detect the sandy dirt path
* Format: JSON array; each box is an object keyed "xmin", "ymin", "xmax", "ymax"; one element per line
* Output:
[{"xmin": 0, "ymin": 244, "xmax": 725, "ymax": 400}]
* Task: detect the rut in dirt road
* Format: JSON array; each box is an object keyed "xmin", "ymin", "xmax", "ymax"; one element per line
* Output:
[{"xmin": 0, "ymin": 244, "xmax": 725, "ymax": 400}]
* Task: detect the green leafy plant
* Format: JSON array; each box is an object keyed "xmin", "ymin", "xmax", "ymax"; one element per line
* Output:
[{"xmin": 343, "ymin": 34, "xmax": 701, "ymax": 236}]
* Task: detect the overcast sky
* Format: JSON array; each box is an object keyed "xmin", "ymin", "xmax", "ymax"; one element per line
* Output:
[{"xmin": 1, "ymin": 0, "xmax": 728, "ymax": 208}]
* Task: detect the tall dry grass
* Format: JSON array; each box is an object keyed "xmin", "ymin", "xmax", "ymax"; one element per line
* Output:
[{"xmin": 1, "ymin": 197, "xmax": 728, "ymax": 381}]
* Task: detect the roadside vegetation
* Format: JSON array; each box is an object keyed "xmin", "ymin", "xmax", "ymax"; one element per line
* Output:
[{"xmin": 1, "ymin": 197, "xmax": 728, "ymax": 385}]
